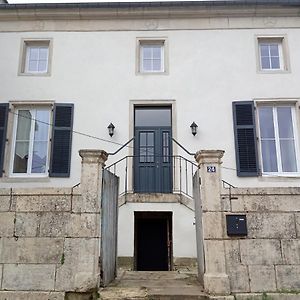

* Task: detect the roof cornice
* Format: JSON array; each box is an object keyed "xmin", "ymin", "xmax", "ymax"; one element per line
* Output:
[{"xmin": 0, "ymin": 1, "xmax": 300, "ymax": 20}]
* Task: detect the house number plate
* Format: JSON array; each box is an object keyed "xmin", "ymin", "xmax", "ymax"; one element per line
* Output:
[{"xmin": 207, "ymin": 166, "xmax": 216, "ymax": 173}]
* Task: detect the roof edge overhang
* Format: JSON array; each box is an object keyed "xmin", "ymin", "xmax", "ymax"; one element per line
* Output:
[{"xmin": 0, "ymin": 1, "xmax": 300, "ymax": 20}]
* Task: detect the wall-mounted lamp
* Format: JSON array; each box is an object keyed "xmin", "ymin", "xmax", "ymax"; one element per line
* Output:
[
  {"xmin": 190, "ymin": 122, "xmax": 198, "ymax": 136},
  {"xmin": 108, "ymin": 123, "xmax": 115, "ymax": 137}
]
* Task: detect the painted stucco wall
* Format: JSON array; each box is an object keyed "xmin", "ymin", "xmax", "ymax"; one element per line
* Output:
[
  {"xmin": 118, "ymin": 202, "xmax": 197, "ymax": 258},
  {"xmin": 0, "ymin": 12, "xmax": 300, "ymax": 188}
]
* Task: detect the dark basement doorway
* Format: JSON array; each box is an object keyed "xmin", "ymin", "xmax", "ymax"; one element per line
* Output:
[{"xmin": 134, "ymin": 212, "xmax": 173, "ymax": 271}]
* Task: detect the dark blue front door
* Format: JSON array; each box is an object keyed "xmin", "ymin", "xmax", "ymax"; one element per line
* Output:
[{"xmin": 134, "ymin": 107, "xmax": 172, "ymax": 193}]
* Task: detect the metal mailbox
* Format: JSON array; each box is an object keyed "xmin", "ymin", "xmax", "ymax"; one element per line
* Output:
[{"xmin": 226, "ymin": 214, "xmax": 247, "ymax": 236}]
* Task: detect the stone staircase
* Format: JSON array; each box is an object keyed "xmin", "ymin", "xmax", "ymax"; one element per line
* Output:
[{"xmin": 99, "ymin": 270, "xmax": 208, "ymax": 300}]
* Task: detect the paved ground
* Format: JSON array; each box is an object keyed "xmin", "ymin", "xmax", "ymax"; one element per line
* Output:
[{"xmin": 99, "ymin": 267, "xmax": 208, "ymax": 299}]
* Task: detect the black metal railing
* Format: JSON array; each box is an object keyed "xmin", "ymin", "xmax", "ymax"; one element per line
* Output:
[{"xmin": 105, "ymin": 155, "xmax": 198, "ymax": 199}]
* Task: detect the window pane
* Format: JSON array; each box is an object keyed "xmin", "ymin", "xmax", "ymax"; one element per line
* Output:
[
  {"xmin": 152, "ymin": 59, "xmax": 162, "ymax": 71},
  {"xmin": 29, "ymin": 47, "xmax": 39, "ymax": 60},
  {"xmin": 32, "ymin": 141, "xmax": 48, "ymax": 173},
  {"xmin": 147, "ymin": 132, "xmax": 154, "ymax": 146},
  {"xmin": 280, "ymin": 140, "xmax": 297, "ymax": 172},
  {"xmin": 13, "ymin": 142, "xmax": 29, "ymax": 173},
  {"xmin": 261, "ymin": 140, "xmax": 278, "ymax": 172},
  {"xmin": 39, "ymin": 47, "xmax": 48, "ymax": 60},
  {"xmin": 135, "ymin": 108, "xmax": 171, "ymax": 126},
  {"xmin": 16, "ymin": 110, "xmax": 31, "ymax": 141},
  {"xmin": 147, "ymin": 147, "xmax": 154, "ymax": 162},
  {"xmin": 270, "ymin": 57, "xmax": 280, "ymax": 69},
  {"xmin": 261, "ymin": 57, "xmax": 271, "ymax": 69},
  {"xmin": 34, "ymin": 110, "xmax": 50, "ymax": 141},
  {"xmin": 140, "ymin": 133, "xmax": 146, "ymax": 146},
  {"xmin": 277, "ymin": 107, "xmax": 294, "ymax": 138},
  {"xmin": 259, "ymin": 107, "xmax": 275, "ymax": 138},
  {"xmin": 28, "ymin": 60, "xmax": 39, "ymax": 72},
  {"xmin": 142, "ymin": 46, "xmax": 152, "ymax": 59},
  {"xmin": 152, "ymin": 46, "xmax": 161, "ymax": 59},
  {"xmin": 38, "ymin": 60, "xmax": 47, "ymax": 72},
  {"xmin": 270, "ymin": 44, "xmax": 279, "ymax": 56},
  {"xmin": 260, "ymin": 44, "xmax": 269, "ymax": 56},
  {"xmin": 143, "ymin": 59, "xmax": 152, "ymax": 71}
]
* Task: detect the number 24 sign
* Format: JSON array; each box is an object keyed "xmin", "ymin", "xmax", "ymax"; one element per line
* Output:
[{"xmin": 207, "ymin": 166, "xmax": 216, "ymax": 173}]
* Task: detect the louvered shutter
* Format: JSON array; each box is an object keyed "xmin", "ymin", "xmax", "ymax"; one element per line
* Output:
[
  {"xmin": 232, "ymin": 101, "xmax": 259, "ymax": 177},
  {"xmin": 0, "ymin": 104, "xmax": 8, "ymax": 177},
  {"xmin": 49, "ymin": 104, "xmax": 74, "ymax": 177}
]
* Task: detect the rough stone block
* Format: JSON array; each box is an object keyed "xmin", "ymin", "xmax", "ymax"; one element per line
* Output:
[
  {"xmin": 247, "ymin": 213, "xmax": 296, "ymax": 239},
  {"xmin": 204, "ymin": 240, "xmax": 226, "ymax": 274},
  {"xmin": 15, "ymin": 195, "xmax": 71, "ymax": 212},
  {"xmin": 0, "ymin": 291, "xmax": 64, "ymax": 300},
  {"xmin": 282, "ymin": 240, "xmax": 300, "ymax": 264},
  {"xmin": 224, "ymin": 240, "xmax": 240, "ymax": 265},
  {"xmin": 230, "ymin": 197, "xmax": 244, "ymax": 212},
  {"xmin": 234, "ymin": 294, "xmax": 264, "ymax": 300},
  {"xmin": 249, "ymin": 265, "xmax": 276, "ymax": 292},
  {"xmin": 72, "ymin": 195, "xmax": 99, "ymax": 213},
  {"xmin": 276, "ymin": 265, "xmax": 300, "ymax": 290},
  {"xmin": 209, "ymin": 297, "xmax": 234, "ymax": 300},
  {"xmin": 0, "ymin": 213, "xmax": 15, "ymax": 236},
  {"xmin": 55, "ymin": 238, "xmax": 99, "ymax": 291},
  {"xmin": 0, "ymin": 264, "xmax": 2, "ymax": 288},
  {"xmin": 240, "ymin": 239, "xmax": 282, "ymax": 265},
  {"xmin": 204, "ymin": 273, "xmax": 231, "ymax": 295},
  {"xmin": 2, "ymin": 264, "xmax": 56, "ymax": 290},
  {"xmin": 242, "ymin": 194, "xmax": 300, "ymax": 212},
  {"xmin": 0, "ymin": 238, "xmax": 63, "ymax": 263},
  {"xmin": 0, "ymin": 195, "xmax": 10, "ymax": 212},
  {"xmin": 39, "ymin": 212, "xmax": 69, "ymax": 237},
  {"xmin": 227, "ymin": 264, "xmax": 250, "ymax": 293},
  {"xmin": 66, "ymin": 213, "xmax": 99, "ymax": 237},
  {"xmin": 296, "ymin": 214, "xmax": 300, "ymax": 238},
  {"xmin": 203, "ymin": 212, "xmax": 225, "ymax": 239},
  {"xmin": 15, "ymin": 213, "xmax": 40, "ymax": 237}
]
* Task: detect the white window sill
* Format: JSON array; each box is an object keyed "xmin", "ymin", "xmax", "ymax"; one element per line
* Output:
[
  {"xmin": 257, "ymin": 69, "xmax": 290, "ymax": 74},
  {"xmin": 261, "ymin": 173, "xmax": 300, "ymax": 178},
  {"xmin": 18, "ymin": 72, "xmax": 51, "ymax": 77},
  {"xmin": 1, "ymin": 177, "xmax": 50, "ymax": 183}
]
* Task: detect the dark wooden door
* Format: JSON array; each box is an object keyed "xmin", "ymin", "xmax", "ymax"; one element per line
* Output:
[{"xmin": 134, "ymin": 127, "xmax": 172, "ymax": 193}]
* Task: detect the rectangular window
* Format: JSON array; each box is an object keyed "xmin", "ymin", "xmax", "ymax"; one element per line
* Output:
[
  {"xmin": 20, "ymin": 40, "xmax": 51, "ymax": 75},
  {"xmin": 258, "ymin": 105, "xmax": 299, "ymax": 174},
  {"xmin": 25, "ymin": 45, "xmax": 49, "ymax": 73},
  {"xmin": 11, "ymin": 107, "xmax": 51, "ymax": 176},
  {"xmin": 257, "ymin": 37, "xmax": 289, "ymax": 72},
  {"xmin": 137, "ymin": 39, "xmax": 166, "ymax": 74}
]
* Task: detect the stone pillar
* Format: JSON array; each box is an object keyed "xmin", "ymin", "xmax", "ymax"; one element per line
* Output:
[
  {"xmin": 195, "ymin": 150, "xmax": 230, "ymax": 295},
  {"xmin": 79, "ymin": 149, "xmax": 108, "ymax": 213}
]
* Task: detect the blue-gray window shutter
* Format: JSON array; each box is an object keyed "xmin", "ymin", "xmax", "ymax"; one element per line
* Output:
[
  {"xmin": 0, "ymin": 103, "xmax": 8, "ymax": 177},
  {"xmin": 232, "ymin": 101, "xmax": 259, "ymax": 177},
  {"xmin": 49, "ymin": 103, "xmax": 74, "ymax": 177}
]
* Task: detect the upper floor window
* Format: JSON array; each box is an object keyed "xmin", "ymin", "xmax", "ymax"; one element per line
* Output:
[
  {"xmin": 257, "ymin": 37, "xmax": 289, "ymax": 72},
  {"xmin": 137, "ymin": 38, "xmax": 167, "ymax": 74},
  {"xmin": 19, "ymin": 39, "xmax": 52, "ymax": 76},
  {"xmin": 258, "ymin": 105, "xmax": 299, "ymax": 174}
]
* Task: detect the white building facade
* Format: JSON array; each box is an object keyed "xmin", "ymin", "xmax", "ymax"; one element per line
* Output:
[{"xmin": 0, "ymin": 2, "xmax": 300, "ymax": 296}]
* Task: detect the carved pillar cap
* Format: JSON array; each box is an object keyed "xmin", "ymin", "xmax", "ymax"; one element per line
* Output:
[
  {"xmin": 195, "ymin": 150, "xmax": 225, "ymax": 165},
  {"xmin": 79, "ymin": 149, "xmax": 108, "ymax": 165}
]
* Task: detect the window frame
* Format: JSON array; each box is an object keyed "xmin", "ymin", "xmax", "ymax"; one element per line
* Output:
[
  {"xmin": 256, "ymin": 35, "xmax": 290, "ymax": 73},
  {"xmin": 9, "ymin": 105, "xmax": 52, "ymax": 178},
  {"xmin": 19, "ymin": 39, "xmax": 53, "ymax": 76},
  {"xmin": 136, "ymin": 38, "xmax": 168, "ymax": 75},
  {"xmin": 256, "ymin": 102, "xmax": 300, "ymax": 176}
]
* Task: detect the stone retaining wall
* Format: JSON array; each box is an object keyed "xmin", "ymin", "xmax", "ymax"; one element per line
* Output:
[
  {"xmin": 223, "ymin": 188, "xmax": 300, "ymax": 294},
  {"xmin": 0, "ymin": 187, "xmax": 101, "ymax": 300}
]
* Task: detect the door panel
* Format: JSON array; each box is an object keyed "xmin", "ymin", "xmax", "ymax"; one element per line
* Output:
[{"xmin": 134, "ymin": 127, "xmax": 172, "ymax": 193}]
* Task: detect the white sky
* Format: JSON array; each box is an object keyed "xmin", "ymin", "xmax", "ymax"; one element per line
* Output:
[{"xmin": 8, "ymin": 0, "xmax": 207, "ymax": 3}]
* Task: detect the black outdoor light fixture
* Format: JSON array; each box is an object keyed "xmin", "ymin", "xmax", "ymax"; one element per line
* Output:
[
  {"xmin": 190, "ymin": 122, "xmax": 198, "ymax": 136},
  {"xmin": 108, "ymin": 123, "xmax": 115, "ymax": 137}
]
